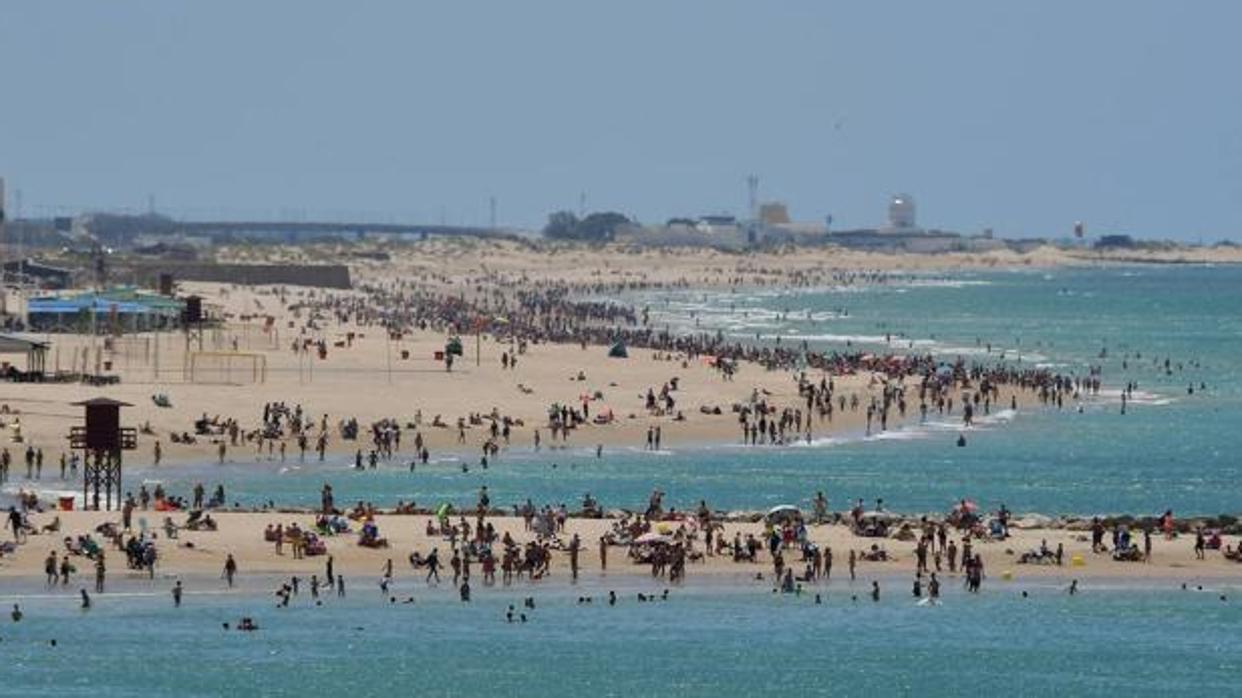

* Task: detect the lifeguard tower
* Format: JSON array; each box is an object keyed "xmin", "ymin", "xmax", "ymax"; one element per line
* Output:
[{"xmin": 68, "ymin": 397, "xmax": 137, "ymax": 511}]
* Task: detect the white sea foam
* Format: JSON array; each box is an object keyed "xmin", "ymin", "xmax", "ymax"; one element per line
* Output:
[{"xmin": 1093, "ymin": 389, "xmax": 1174, "ymax": 406}]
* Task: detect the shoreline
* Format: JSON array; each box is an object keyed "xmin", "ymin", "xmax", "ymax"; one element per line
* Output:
[{"xmin": 3, "ymin": 510, "xmax": 1238, "ymax": 586}]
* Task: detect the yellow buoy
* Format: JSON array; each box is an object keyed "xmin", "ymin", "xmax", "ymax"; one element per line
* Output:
[
  {"xmin": 1070, "ymin": 554, "xmax": 1086, "ymax": 567},
  {"xmin": 1001, "ymin": 570, "xmax": 1013, "ymax": 581}
]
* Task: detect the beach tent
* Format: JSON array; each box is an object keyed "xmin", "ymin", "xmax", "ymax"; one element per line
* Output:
[
  {"xmin": 445, "ymin": 336, "xmax": 464, "ymax": 356},
  {"xmin": 608, "ymin": 341, "xmax": 628, "ymax": 358},
  {"xmin": 766, "ymin": 505, "xmax": 803, "ymax": 523}
]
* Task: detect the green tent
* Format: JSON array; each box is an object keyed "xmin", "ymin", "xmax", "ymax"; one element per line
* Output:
[
  {"xmin": 445, "ymin": 336, "xmax": 464, "ymax": 356},
  {"xmin": 608, "ymin": 341, "xmax": 628, "ymax": 358}
]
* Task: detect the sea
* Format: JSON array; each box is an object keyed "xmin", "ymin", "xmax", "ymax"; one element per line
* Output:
[
  {"xmin": 3, "ymin": 264, "xmax": 1241, "ymax": 695},
  {"xmin": 2, "ymin": 578, "xmax": 1239, "ymax": 697}
]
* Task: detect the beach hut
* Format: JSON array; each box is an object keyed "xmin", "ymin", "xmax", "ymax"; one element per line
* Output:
[
  {"xmin": 608, "ymin": 341, "xmax": 628, "ymax": 358},
  {"xmin": 0, "ymin": 334, "xmax": 50, "ymax": 379}
]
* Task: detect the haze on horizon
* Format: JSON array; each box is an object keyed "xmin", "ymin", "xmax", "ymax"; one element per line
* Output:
[{"xmin": 1, "ymin": 1, "xmax": 1239, "ymax": 241}]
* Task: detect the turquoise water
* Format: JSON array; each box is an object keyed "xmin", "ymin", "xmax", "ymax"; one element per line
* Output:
[
  {"xmin": 3, "ymin": 580, "xmax": 1239, "ymax": 696},
  {"xmin": 94, "ymin": 265, "xmax": 1241, "ymax": 517}
]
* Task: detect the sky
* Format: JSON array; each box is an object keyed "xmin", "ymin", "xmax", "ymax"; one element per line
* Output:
[{"xmin": 1, "ymin": 1, "xmax": 1240, "ymax": 240}]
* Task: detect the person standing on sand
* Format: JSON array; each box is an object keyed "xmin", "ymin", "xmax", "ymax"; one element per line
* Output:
[
  {"xmin": 172, "ymin": 580, "xmax": 183, "ymax": 607},
  {"xmin": 326, "ymin": 556, "xmax": 335, "ymax": 586},
  {"xmin": 813, "ymin": 491, "xmax": 828, "ymax": 524},
  {"xmin": 223, "ymin": 554, "xmax": 237, "ymax": 587},
  {"xmin": 426, "ymin": 548, "xmax": 442, "ymax": 583},
  {"xmin": 7, "ymin": 506, "xmax": 23, "ymax": 542},
  {"xmin": 599, "ymin": 536, "xmax": 608, "ymax": 571},
  {"xmin": 218, "ymin": 442, "xmax": 226, "ymax": 464},
  {"xmin": 848, "ymin": 549, "xmax": 856, "ymax": 581},
  {"xmin": 94, "ymin": 554, "xmax": 106, "ymax": 593}
]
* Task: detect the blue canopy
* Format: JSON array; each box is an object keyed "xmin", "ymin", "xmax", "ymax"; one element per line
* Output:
[{"xmin": 28, "ymin": 297, "xmax": 151, "ymax": 315}]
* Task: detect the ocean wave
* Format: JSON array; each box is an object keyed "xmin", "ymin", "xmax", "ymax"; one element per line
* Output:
[
  {"xmin": 1093, "ymin": 389, "xmax": 1174, "ymax": 406},
  {"xmin": 892, "ymin": 279, "xmax": 994, "ymax": 289}
]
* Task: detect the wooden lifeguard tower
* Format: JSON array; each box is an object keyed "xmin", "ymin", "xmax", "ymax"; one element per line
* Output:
[
  {"xmin": 68, "ymin": 397, "xmax": 137, "ymax": 511},
  {"xmin": 182, "ymin": 294, "xmax": 204, "ymax": 351}
]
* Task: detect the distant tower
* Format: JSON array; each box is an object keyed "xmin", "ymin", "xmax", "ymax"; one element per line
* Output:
[
  {"xmin": 0, "ymin": 176, "xmax": 6, "ymax": 259},
  {"xmin": 887, "ymin": 194, "xmax": 916, "ymax": 230},
  {"xmin": 746, "ymin": 174, "xmax": 759, "ymax": 221}
]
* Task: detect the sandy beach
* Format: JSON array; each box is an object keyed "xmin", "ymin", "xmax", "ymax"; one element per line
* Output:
[
  {"xmin": 0, "ymin": 240, "xmax": 1075, "ymax": 466},
  {"xmin": 3, "ymin": 509, "xmax": 1238, "ymax": 590}
]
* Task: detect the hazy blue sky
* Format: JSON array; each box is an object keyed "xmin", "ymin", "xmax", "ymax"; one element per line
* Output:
[{"xmin": 2, "ymin": 1, "xmax": 1240, "ymax": 239}]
